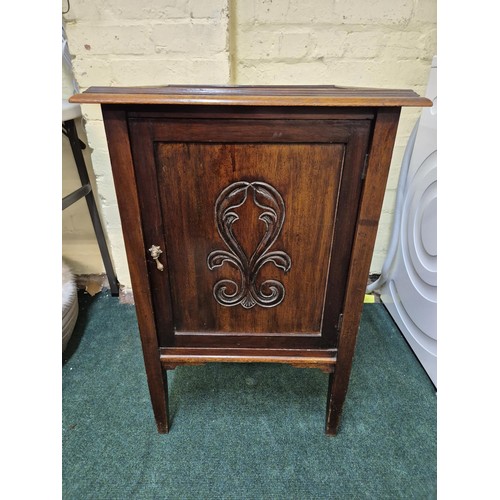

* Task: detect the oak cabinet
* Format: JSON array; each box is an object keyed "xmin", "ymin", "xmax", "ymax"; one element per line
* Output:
[{"xmin": 71, "ymin": 86, "xmax": 430, "ymax": 434}]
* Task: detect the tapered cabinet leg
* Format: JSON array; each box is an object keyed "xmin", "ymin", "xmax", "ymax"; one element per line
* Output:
[
  {"xmin": 146, "ymin": 365, "xmax": 170, "ymax": 434},
  {"xmin": 325, "ymin": 371, "xmax": 345, "ymax": 436}
]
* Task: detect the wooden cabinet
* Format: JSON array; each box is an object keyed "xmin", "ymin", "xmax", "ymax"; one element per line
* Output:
[{"xmin": 71, "ymin": 86, "xmax": 430, "ymax": 435}]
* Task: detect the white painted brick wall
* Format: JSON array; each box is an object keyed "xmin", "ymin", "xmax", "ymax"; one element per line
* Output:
[
  {"xmin": 234, "ymin": 0, "xmax": 436, "ymax": 273},
  {"xmin": 63, "ymin": 0, "xmax": 230, "ymax": 288},
  {"xmin": 63, "ymin": 0, "xmax": 436, "ymax": 289},
  {"xmin": 63, "ymin": 61, "xmax": 106, "ymax": 276}
]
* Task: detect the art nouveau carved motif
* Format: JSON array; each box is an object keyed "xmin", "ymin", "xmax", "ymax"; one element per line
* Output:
[{"xmin": 207, "ymin": 181, "xmax": 291, "ymax": 309}]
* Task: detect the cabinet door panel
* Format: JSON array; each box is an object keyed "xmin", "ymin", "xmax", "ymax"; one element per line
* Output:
[
  {"xmin": 129, "ymin": 117, "xmax": 370, "ymax": 349},
  {"xmin": 157, "ymin": 142, "xmax": 341, "ymax": 335}
]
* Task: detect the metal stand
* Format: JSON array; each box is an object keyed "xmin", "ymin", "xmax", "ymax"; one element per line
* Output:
[{"xmin": 63, "ymin": 118, "xmax": 120, "ymax": 297}]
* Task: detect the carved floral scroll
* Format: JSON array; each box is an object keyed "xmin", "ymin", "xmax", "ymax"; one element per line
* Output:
[{"xmin": 207, "ymin": 181, "xmax": 291, "ymax": 309}]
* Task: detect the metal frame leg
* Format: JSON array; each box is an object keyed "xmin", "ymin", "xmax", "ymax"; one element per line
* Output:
[{"xmin": 63, "ymin": 119, "xmax": 120, "ymax": 297}]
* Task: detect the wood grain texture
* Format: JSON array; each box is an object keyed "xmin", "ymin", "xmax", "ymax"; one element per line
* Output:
[
  {"xmin": 160, "ymin": 347, "xmax": 336, "ymax": 373},
  {"xmin": 101, "ymin": 105, "xmax": 170, "ymax": 433},
  {"xmin": 91, "ymin": 86, "xmax": 427, "ymax": 435},
  {"xmin": 158, "ymin": 142, "xmax": 341, "ymax": 336},
  {"xmin": 126, "ymin": 105, "xmax": 375, "ymax": 121},
  {"xmin": 127, "ymin": 114, "xmax": 370, "ymax": 352},
  {"xmin": 70, "ymin": 85, "xmax": 431, "ymax": 107},
  {"xmin": 325, "ymin": 107, "xmax": 402, "ymax": 435},
  {"xmin": 128, "ymin": 120, "xmax": 175, "ymax": 347}
]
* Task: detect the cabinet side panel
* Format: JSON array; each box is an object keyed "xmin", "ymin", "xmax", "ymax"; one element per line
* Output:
[
  {"xmin": 101, "ymin": 106, "xmax": 169, "ymax": 432},
  {"xmin": 326, "ymin": 107, "xmax": 402, "ymax": 434}
]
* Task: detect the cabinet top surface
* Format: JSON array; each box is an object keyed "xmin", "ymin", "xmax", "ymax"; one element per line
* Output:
[{"xmin": 69, "ymin": 85, "xmax": 431, "ymax": 107}]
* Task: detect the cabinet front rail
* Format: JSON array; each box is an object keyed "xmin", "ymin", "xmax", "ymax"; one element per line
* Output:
[{"xmin": 160, "ymin": 347, "xmax": 336, "ymax": 373}]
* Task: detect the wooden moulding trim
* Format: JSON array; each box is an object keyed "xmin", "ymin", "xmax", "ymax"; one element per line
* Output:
[
  {"xmin": 159, "ymin": 347, "xmax": 337, "ymax": 372},
  {"xmin": 70, "ymin": 87, "xmax": 432, "ymax": 107},
  {"xmin": 173, "ymin": 330, "xmax": 321, "ymax": 337}
]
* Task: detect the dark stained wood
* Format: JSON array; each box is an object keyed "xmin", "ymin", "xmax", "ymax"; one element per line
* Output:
[
  {"xmin": 133, "ymin": 117, "xmax": 354, "ymax": 142},
  {"xmin": 70, "ymin": 85, "xmax": 432, "ymax": 107},
  {"xmin": 80, "ymin": 86, "xmax": 428, "ymax": 435},
  {"xmin": 321, "ymin": 123, "xmax": 371, "ymax": 346},
  {"xmin": 126, "ymin": 104, "xmax": 376, "ymax": 121},
  {"xmin": 128, "ymin": 116, "xmax": 370, "ymax": 352},
  {"xmin": 127, "ymin": 120, "xmax": 176, "ymax": 347},
  {"xmin": 325, "ymin": 107, "xmax": 402, "ymax": 435},
  {"xmin": 158, "ymin": 141, "xmax": 339, "ymax": 337},
  {"xmin": 100, "ymin": 105, "xmax": 170, "ymax": 433}
]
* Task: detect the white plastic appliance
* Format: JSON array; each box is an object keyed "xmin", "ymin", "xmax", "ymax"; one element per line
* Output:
[{"xmin": 379, "ymin": 56, "xmax": 437, "ymax": 386}]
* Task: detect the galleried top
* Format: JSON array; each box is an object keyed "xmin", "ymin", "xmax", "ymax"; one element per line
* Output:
[{"xmin": 69, "ymin": 85, "xmax": 431, "ymax": 107}]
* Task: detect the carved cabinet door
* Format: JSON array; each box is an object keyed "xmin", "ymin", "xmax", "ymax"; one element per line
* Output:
[{"xmin": 127, "ymin": 109, "xmax": 371, "ymax": 351}]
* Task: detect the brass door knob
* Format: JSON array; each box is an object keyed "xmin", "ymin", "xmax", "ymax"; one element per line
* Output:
[{"xmin": 148, "ymin": 245, "xmax": 164, "ymax": 271}]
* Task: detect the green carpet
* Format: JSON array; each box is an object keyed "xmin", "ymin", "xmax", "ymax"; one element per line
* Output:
[{"xmin": 62, "ymin": 290, "xmax": 436, "ymax": 499}]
